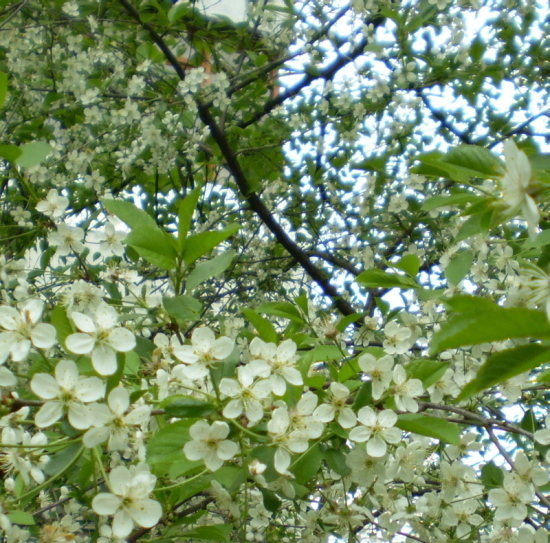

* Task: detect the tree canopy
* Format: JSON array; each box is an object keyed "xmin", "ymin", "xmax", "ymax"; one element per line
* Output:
[{"xmin": 0, "ymin": 0, "xmax": 550, "ymax": 542}]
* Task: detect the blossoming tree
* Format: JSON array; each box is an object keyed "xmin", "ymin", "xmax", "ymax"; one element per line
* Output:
[{"xmin": 0, "ymin": 0, "xmax": 549, "ymax": 542}]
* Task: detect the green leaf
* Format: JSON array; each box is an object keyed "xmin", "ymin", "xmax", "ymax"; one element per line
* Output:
[
  {"xmin": 180, "ymin": 524, "xmax": 232, "ymax": 542},
  {"xmin": 102, "ymin": 199, "xmax": 177, "ymax": 269},
  {"xmin": 102, "ymin": 198, "xmax": 158, "ymax": 231},
  {"xmin": 356, "ymin": 268, "xmax": 417, "ymax": 289},
  {"xmin": 444, "ymin": 145, "xmax": 502, "ymax": 178},
  {"xmin": 421, "ymin": 192, "xmax": 482, "ymax": 211},
  {"xmin": 106, "ymin": 351, "xmax": 125, "ymax": 392},
  {"xmin": 43, "ymin": 443, "xmax": 82, "ymax": 476},
  {"xmin": 7, "ymin": 511, "xmax": 35, "ymax": 526},
  {"xmin": 291, "ymin": 444, "xmax": 323, "ymax": 484},
  {"xmin": 163, "ymin": 295, "xmax": 202, "ymax": 321},
  {"xmin": 324, "ymin": 448, "xmax": 351, "ymax": 476},
  {"xmin": 241, "ymin": 308, "xmax": 278, "ymax": 343},
  {"xmin": 394, "ymin": 254, "xmax": 421, "ymax": 277},
  {"xmin": 335, "ymin": 313, "xmax": 364, "ymax": 332},
  {"xmin": 168, "ymin": 1, "xmax": 193, "ymax": 23},
  {"xmin": 455, "ymin": 213, "xmax": 484, "ymax": 242},
  {"xmin": 0, "ymin": 144, "xmax": 22, "ymax": 162},
  {"xmin": 147, "ymin": 419, "xmax": 197, "ymax": 466},
  {"xmin": 445, "ymin": 250, "xmax": 474, "ymax": 286},
  {"xmin": 183, "ymin": 224, "xmax": 240, "ymax": 265},
  {"xmin": 161, "ymin": 395, "xmax": 215, "ymax": 418},
  {"xmin": 406, "ymin": 359, "xmax": 449, "ymax": 388},
  {"xmin": 178, "ymin": 186, "xmax": 202, "ymax": 246},
  {"xmin": 481, "ymin": 461, "xmax": 504, "ymax": 488},
  {"xmin": 260, "ymin": 488, "xmax": 282, "ymax": 512},
  {"xmin": 353, "ymin": 381, "xmax": 372, "ymax": 410},
  {"xmin": 0, "ymin": 71, "xmax": 7, "ymax": 109},
  {"xmin": 186, "ymin": 250, "xmax": 235, "ymax": 291},
  {"xmin": 50, "ymin": 305, "xmax": 71, "ymax": 350},
  {"xmin": 15, "ymin": 141, "xmax": 51, "ymax": 168},
  {"xmin": 396, "ymin": 414, "xmax": 461, "ymax": 445},
  {"xmin": 125, "ymin": 232, "xmax": 177, "ymax": 269},
  {"xmin": 430, "ymin": 299, "xmax": 550, "ymax": 354},
  {"xmin": 256, "ymin": 301, "xmax": 305, "ymax": 324},
  {"xmin": 458, "ymin": 344, "xmax": 550, "ymax": 400}
]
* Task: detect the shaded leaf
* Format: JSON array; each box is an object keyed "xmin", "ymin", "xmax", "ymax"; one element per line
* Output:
[
  {"xmin": 396, "ymin": 414, "xmax": 461, "ymax": 445},
  {"xmin": 356, "ymin": 269, "xmax": 417, "ymax": 289},
  {"xmin": 186, "ymin": 250, "xmax": 235, "ymax": 291},
  {"xmin": 183, "ymin": 224, "xmax": 240, "ymax": 265},
  {"xmin": 458, "ymin": 344, "xmax": 550, "ymax": 400},
  {"xmin": 241, "ymin": 308, "xmax": 278, "ymax": 343},
  {"xmin": 16, "ymin": 141, "xmax": 51, "ymax": 168},
  {"xmin": 161, "ymin": 395, "xmax": 215, "ymax": 418},
  {"xmin": 430, "ymin": 299, "xmax": 550, "ymax": 354}
]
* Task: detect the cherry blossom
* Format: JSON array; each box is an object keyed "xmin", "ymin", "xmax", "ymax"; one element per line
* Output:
[
  {"xmin": 267, "ymin": 406, "xmax": 311, "ymax": 474},
  {"xmin": 219, "ymin": 366, "xmax": 271, "ymax": 424},
  {"xmin": 183, "ymin": 420, "xmax": 239, "ymax": 471},
  {"xmin": 0, "ymin": 300, "xmax": 56, "ymax": 363},
  {"xmin": 358, "ymin": 353, "xmax": 394, "ymax": 400},
  {"xmin": 348, "ymin": 407, "xmax": 401, "ymax": 457},
  {"xmin": 173, "ymin": 327, "xmax": 234, "ymax": 380},
  {"xmin": 248, "ymin": 337, "xmax": 303, "ymax": 395},
  {"xmin": 500, "ymin": 139, "xmax": 540, "ymax": 239},
  {"xmin": 65, "ymin": 302, "xmax": 136, "ymax": 376},
  {"xmin": 83, "ymin": 386, "xmax": 151, "ymax": 450},
  {"xmin": 313, "ymin": 382, "xmax": 357, "ymax": 429},
  {"xmin": 30, "ymin": 359, "xmax": 105, "ymax": 429},
  {"xmin": 92, "ymin": 464, "xmax": 162, "ymax": 539}
]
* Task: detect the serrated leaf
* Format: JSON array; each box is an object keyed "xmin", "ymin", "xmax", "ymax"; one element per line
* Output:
[
  {"xmin": 458, "ymin": 344, "xmax": 550, "ymax": 400},
  {"xmin": 241, "ymin": 308, "xmax": 278, "ymax": 343},
  {"xmin": 396, "ymin": 414, "xmax": 461, "ymax": 445},
  {"xmin": 186, "ymin": 250, "xmax": 235, "ymax": 291},
  {"xmin": 161, "ymin": 395, "xmax": 215, "ymax": 418},
  {"xmin": 357, "ymin": 268, "xmax": 417, "ymax": 289},
  {"xmin": 183, "ymin": 224, "xmax": 240, "ymax": 265},
  {"xmin": 163, "ymin": 295, "xmax": 202, "ymax": 321},
  {"xmin": 15, "ymin": 141, "xmax": 51, "ymax": 168},
  {"xmin": 445, "ymin": 250, "xmax": 474, "ymax": 286}
]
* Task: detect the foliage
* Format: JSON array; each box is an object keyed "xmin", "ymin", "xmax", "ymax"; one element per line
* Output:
[{"xmin": 0, "ymin": 0, "xmax": 549, "ymax": 542}]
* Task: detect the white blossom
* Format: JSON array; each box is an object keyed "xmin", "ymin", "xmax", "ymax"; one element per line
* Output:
[
  {"xmin": 65, "ymin": 302, "xmax": 136, "ymax": 376},
  {"xmin": 183, "ymin": 420, "xmax": 239, "ymax": 471},
  {"xmin": 92, "ymin": 464, "xmax": 162, "ymax": 539},
  {"xmin": 0, "ymin": 300, "xmax": 56, "ymax": 363},
  {"xmin": 31, "ymin": 359, "xmax": 105, "ymax": 429},
  {"xmin": 349, "ymin": 407, "xmax": 401, "ymax": 457}
]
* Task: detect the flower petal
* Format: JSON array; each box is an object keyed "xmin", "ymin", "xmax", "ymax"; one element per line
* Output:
[{"xmin": 92, "ymin": 492, "xmax": 121, "ymax": 516}]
